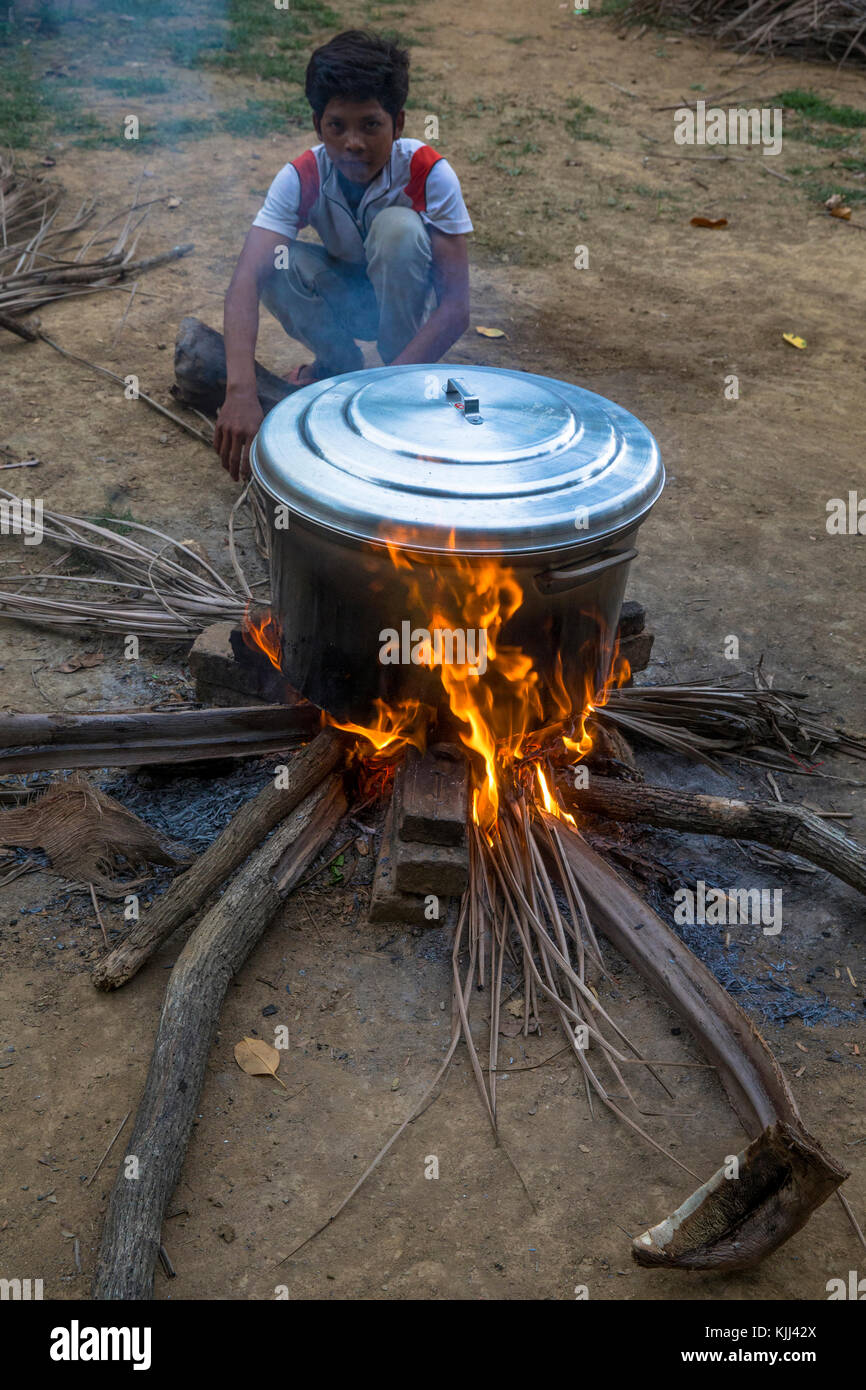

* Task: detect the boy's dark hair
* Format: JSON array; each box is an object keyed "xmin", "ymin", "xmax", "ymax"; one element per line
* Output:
[{"xmin": 306, "ymin": 30, "xmax": 410, "ymax": 126}]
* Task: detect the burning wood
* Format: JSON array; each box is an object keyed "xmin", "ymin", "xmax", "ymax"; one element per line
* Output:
[{"xmin": 238, "ymin": 524, "xmax": 862, "ymax": 1271}]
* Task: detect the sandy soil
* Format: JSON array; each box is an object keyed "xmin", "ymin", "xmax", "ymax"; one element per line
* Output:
[{"xmin": 1, "ymin": 1, "xmax": 865, "ymax": 1302}]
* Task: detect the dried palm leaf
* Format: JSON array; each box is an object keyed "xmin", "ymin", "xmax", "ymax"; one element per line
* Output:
[
  {"xmin": 0, "ymin": 775, "xmax": 191, "ymax": 896},
  {"xmin": 0, "ymin": 487, "xmax": 247, "ymax": 639},
  {"xmin": 622, "ymin": 0, "xmax": 866, "ymax": 64},
  {"xmin": 591, "ymin": 677, "xmax": 866, "ymax": 775}
]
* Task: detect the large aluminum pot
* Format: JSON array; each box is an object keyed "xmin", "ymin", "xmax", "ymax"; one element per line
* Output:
[{"xmin": 251, "ymin": 365, "xmax": 663, "ymax": 726}]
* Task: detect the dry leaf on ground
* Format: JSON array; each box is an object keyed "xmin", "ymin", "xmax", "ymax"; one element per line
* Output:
[
  {"xmin": 825, "ymin": 193, "xmax": 853, "ymax": 220},
  {"xmin": 690, "ymin": 216, "xmax": 728, "ymax": 229},
  {"xmin": 234, "ymin": 1037, "xmax": 286, "ymax": 1089},
  {"xmin": 55, "ymin": 651, "xmax": 104, "ymax": 673}
]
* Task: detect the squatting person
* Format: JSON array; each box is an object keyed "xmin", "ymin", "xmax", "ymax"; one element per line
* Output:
[{"xmin": 215, "ymin": 28, "xmax": 473, "ymax": 480}]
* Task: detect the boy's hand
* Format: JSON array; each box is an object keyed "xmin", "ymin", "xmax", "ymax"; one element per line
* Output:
[{"xmin": 214, "ymin": 388, "xmax": 264, "ymax": 482}]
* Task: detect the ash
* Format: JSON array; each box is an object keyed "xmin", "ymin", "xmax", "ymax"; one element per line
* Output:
[{"xmin": 102, "ymin": 760, "xmax": 274, "ymax": 851}]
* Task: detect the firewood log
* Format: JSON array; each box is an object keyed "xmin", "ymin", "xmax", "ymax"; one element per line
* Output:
[
  {"xmin": 92, "ymin": 772, "xmax": 347, "ymax": 1301},
  {"xmin": 172, "ymin": 315, "xmax": 297, "ymax": 415},
  {"xmin": 0, "ymin": 704, "xmax": 319, "ymax": 774},
  {"xmin": 93, "ymin": 728, "xmax": 345, "ymax": 991},
  {"xmin": 565, "ymin": 775, "xmax": 866, "ymax": 896},
  {"xmin": 545, "ymin": 821, "xmax": 847, "ymax": 1271}
]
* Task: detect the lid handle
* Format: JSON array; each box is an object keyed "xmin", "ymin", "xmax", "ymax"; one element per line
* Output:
[{"xmin": 444, "ymin": 377, "xmax": 483, "ymax": 425}]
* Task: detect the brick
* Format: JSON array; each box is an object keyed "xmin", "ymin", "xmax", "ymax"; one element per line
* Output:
[
  {"xmin": 393, "ymin": 836, "xmax": 469, "ymax": 896},
  {"xmin": 394, "ymin": 747, "xmax": 469, "ymax": 846},
  {"xmin": 368, "ymin": 803, "xmax": 444, "ymax": 926},
  {"xmin": 188, "ymin": 621, "xmax": 302, "ymax": 706},
  {"xmin": 617, "ymin": 599, "xmax": 646, "ymax": 639},
  {"xmin": 618, "ymin": 629, "xmax": 654, "ymax": 675}
]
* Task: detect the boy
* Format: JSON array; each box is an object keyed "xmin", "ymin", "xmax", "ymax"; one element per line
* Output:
[{"xmin": 215, "ymin": 29, "xmax": 473, "ymax": 481}]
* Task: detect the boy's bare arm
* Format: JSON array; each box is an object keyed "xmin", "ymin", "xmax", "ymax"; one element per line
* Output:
[
  {"xmin": 390, "ymin": 229, "xmax": 470, "ymax": 366},
  {"xmin": 215, "ymin": 226, "xmax": 288, "ymax": 481}
]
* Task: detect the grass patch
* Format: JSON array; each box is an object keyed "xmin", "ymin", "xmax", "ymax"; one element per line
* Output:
[
  {"xmin": 93, "ymin": 505, "xmax": 138, "ymax": 537},
  {"xmin": 776, "ymin": 90, "xmax": 866, "ymax": 128},
  {"xmin": 785, "ymin": 125, "xmax": 859, "ymax": 150},
  {"xmin": 564, "ymin": 97, "xmax": 606, "ymax": 144},
  {"xmin": 802, "ymin": 179, "xmax": 866, "ymax": 206},
  {"xmin": 217, "ymin": 97, "xmax": 310, "ymax": 137},
  {"xmin": 98, "ymin": 74, "xmax": 171, "ymax": 97}
]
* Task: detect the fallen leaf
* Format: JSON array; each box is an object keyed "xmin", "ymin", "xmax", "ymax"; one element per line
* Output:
[
  {"xmin": 825, "ymin": 193, "xmax": 852, "ymax": 218},
  {"xmin": 55, "ymin": 650, "xmax": 104, "ymax": 673},
  {"xmin": 579, "ymin": 1143, "xmax": 591, "ymax": 1153},
  {"xmin": 690, "ymin": 216, "xmax": 728, "ymax": 229},
  {"xmin": 475, "ymin": 325, "xmax": 506, "ymax": 338},
  {"xmin": 782, "ymin": 333, "xmax": 807, "ymax": 350},
  {"xmin": 354, "ymin": 837, "xmax": 369, "ymax": 857},
  {"xmin": 234, "ymin": 1036, "xmax": 286, "ymax": 1089},
  {"xmin": 505, "ymin": 998, "xmax": 524, "ymax": 1017},
  {"xmin": 167, "ymin": 196, "xmax": 182, "ymax": 209}
]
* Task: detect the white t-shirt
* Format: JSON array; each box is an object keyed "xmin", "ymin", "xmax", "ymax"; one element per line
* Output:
[{"xmin": 252, "ymin": 139, "xmax": 472, "ymax": 262}]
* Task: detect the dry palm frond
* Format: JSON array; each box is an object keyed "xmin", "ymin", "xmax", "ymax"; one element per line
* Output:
[
  {"xmin": 450, "ymin": 795, "xmax": 700, "ymax": 1176},
  {"xmin": 0, "ymin": 151, "xmax": 191, "ymax": 319},
  {"xmin": 0, "ymin": 775, "xmax": 191, "ymax": 896},
  {"xmin": 590, "ymin": 675, "xmax": 866, "ymax": 775},
  {"xmin": 0, "ymin": 487, "xmax": 248, "ymax": 639},
  {"xmin": 622, "ymin": 0, "xmax": 866, "ymax": 64}
]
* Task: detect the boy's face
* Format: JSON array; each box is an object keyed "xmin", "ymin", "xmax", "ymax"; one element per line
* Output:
[{"xmin": 314, "ymin": 98, "xmax": 404, "ymax": 184}]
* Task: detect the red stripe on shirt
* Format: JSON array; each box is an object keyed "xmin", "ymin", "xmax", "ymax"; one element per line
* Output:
[
  {"xmin": 404, "ymin": 145, "xmax": 443, "ymax": 214},
  {"xmin": 291, "ymin": 149, "xmax": 320, "ymax": 230}
]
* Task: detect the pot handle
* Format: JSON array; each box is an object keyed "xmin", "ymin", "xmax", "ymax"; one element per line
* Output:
[
  {"xmin": 444, "ymin": 377, "xmax": 483, "ymax": 424},
  {"xmin": 534, "ymin": 547, "xmax": 637, "ymax": 596}
]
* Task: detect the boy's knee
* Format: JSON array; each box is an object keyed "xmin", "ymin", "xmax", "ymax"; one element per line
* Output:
[{"xmin": 365, "ymin": 207, "xmax": 431, "ymax": 265}]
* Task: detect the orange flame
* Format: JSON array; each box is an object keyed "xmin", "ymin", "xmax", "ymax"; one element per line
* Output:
[
  {"xmin": 535, "ymin": 766, "xmax": 576, "ymax": 826},
  {"xmin": 245, "ymin": 539, "xmax": 625, "ymax": 830},
  {"xmin": 325, "ymin": 697, "xmax": 430, "ymax": 758},
  {"xmin": 243, "ymin": 604, "xmax": 283, "ymax": 672},
  {"xmin": 563, "ymin": 641, "xmax": 631, "ymax": 763}
]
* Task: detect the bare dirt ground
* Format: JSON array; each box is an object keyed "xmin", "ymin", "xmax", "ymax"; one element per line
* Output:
[{"xmin": 1, "ymin": 1, "xmax": 865, "ymax": 1302}]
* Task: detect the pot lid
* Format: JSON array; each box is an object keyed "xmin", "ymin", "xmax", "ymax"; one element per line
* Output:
[{"xmin": 251, "ymin": 364, "xmax": 663, "ymax": 555}]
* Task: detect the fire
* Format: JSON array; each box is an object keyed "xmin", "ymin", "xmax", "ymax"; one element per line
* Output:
[
  {"xmin": 563, "ymin": 644, "xmax": 631, "ymax": 762},
  {"xmin": 326, "ymin": 697, "xmax": 430, "ymax": 757},
  {"xmin": 242, "ymin": 604, "xmax": 282, "ymax": 672},
  {"xmin": 244, "ymin": 542, "xmax": 626, "ymax": 834},
  {"xmin": 534, "ymin": 765, "xmax": 576, "ymax": 826}
]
